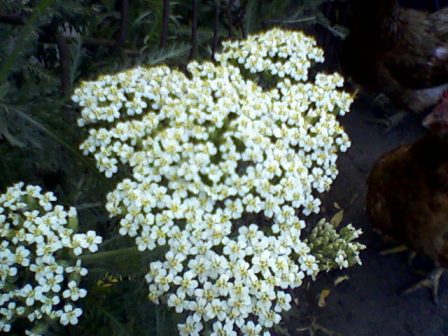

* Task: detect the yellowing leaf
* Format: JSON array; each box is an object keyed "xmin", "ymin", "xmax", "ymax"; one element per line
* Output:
[
  {"xmin": 334, "ymin": 275, "xmax": 350, "ymax": 286},
  {"xmin": 330, "ymin": 210, "xmax": 344, "ymax": 228},
  {"xmin": 96, "ymin": 273, "xmax": 122, "ymax": 288},
  {"xmin": 318, "ymin": 289, "xmax": 331, "ymax": 307}
]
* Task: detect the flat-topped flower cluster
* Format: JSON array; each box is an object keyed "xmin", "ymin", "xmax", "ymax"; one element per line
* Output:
[
  {"xmin": 72, "ymin": 28, "xmax": 363, "ymax": 335},
  {"xmin": 216, "ymin": 28, "xmax": 324, "ymax": 80},
  {"xmin": 0, "ymin": 183, "xmax": 102, "ymax": 335}
]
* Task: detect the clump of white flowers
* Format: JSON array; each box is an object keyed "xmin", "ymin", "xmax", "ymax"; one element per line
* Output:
[
  {"xmin": 72, "ymin": 28, "xmax": 362, "ymax": 335},
  {"xmin": 0, "ymin": 182, "xmax": 102, "ymax": 335},
  {"xmin": 216, "ymin": 28, "xmax": 324, "ymax": 81}
]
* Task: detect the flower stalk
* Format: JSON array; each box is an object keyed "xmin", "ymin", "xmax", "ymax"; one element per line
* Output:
[{"xmin": 79, "ymin": 246, "xmax": 139, "ymax": 262}]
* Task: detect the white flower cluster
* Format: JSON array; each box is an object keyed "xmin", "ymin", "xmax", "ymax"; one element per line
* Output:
[
  {"xmin": 0, "ymin": 182, "xmax": 102, "ymax": 334},
  {"xmin": 72, "ymin": 29, "xmax": 360, "ymax": 335},
  {"xmin": 216, "ymin": 28, "xmax": 324, "ymax": 81},
  {"xmin": 147, "ymin": 222, "xmax": 314, "ymax": 336}
]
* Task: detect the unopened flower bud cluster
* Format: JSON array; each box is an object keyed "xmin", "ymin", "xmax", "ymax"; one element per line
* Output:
[
  {"xmin": 0, "ymin": 183, "xmax": 102, "ymax": 334},
  {"xmin": 306, "ymin": 219, "xmax": 365, "ymax": 272},
  {"xmin": 72, "ymin": 29, "xmax": 361, "ymax": 335}
]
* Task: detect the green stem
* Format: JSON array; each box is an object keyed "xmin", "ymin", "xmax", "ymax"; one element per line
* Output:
[
  {"xmin": 267, "ymin": 16, "xmax": 316, "ymax": 24},
  {"xmin": 74, "ymin": 202, "xmax": 103, "ymax": 210},
  {"xmin": 14, "ymin": 109, "xmax": 97, "ymax": 171},
  {"xmin": 156, "ymin": 306, "xmax": 161, "ymax": 336},
  {"xmin": 15, "ymin": 108, "xmax": 115, "ymax": 188},
  {"xmin": 80, "ymin": 246, "xmax": 139, "ymax": 262},
  {"xmin": 0, "ymin": 153, "xmax": 10, "ymax": 183},
  {"xmin": 100, "ymin": 234, "xmax": 122, "ymax": 248}
]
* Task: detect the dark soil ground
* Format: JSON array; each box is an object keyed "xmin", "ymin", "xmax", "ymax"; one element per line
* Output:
[{"xmin": 287, "ymin": 96, "xmax": 448, "ymax": 336}]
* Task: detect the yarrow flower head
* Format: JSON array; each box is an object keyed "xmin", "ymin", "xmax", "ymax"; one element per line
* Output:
[
  {"xmin": 216, "ymin": 28, "xmax": 324, "ymax": 81},
  {"xmin": 0, "ymin": 182, "xmax": 102, "ymax": 334},
  {"xmin": 73, "ymin": 28, "xmax": 361, "ymax": 335}
]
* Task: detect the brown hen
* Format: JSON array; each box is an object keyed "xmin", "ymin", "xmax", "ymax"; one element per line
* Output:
[
  {"xmin": 341, "ymin": 0, "xmax": 448, "ymax": 113},
  {"xmin": 366, "ymin": 93, "xmax": 448, "ymax": 303}
]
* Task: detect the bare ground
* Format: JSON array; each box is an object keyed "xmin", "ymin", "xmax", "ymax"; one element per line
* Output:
[{"xmin": 287, "ymin": 96, "xmax": 448, "ymax": 336}]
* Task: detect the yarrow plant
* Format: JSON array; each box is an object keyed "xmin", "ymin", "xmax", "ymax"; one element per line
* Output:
[
  {"xmin": 72, "ymin": 28, "xmax": 364, "ymax": 335},
  {"xmin": 0, "ymin": 182, "xmax": 102, "ymax": 335}
]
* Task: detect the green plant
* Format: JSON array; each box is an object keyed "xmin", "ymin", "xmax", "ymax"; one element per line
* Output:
[
  {"xmin": 72, "ymin": 28, "xmax": 363, "ymax": 335},
  {"xmin": 0, "ymin": 1, "xmax": 353, "ymax": 335}
]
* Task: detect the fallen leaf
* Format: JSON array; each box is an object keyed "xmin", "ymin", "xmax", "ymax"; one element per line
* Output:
[
  {"xmin": 333, "ymin": 202, "xmax": 341, "ymax": 210},
  {"xmin": 334, "ymin": 275, "xmax": 350, "ymax": 286},
  {"xmin": 379, "ymin": 244, "xmax": 408, "ymax": 255},
  {"xmin": 318, "ymin": 288, "xmax": 331, "ymax": 307},
  {"xmin": 330, "ymin": 209, "xmax": 344, "ymax": 228}
]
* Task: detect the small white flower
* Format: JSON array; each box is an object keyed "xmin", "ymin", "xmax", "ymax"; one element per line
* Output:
[
  {"xmin": 241, "ymin": 321, "xmax": 262, "ymax": 336},
  {"xmin": 299, "ymin": 255, "xmax": 319, "ymax": 276},
  {"xmin": 84, "ymin": 230, "xmax": 103, "ymax": 252},
  {"xmin": 14, "ymin": 246, "xmax": 31, "ymax": 267},
  {"xmin": 62, "ymin": 281, "xmax": 87, "ymax": 301},
  {"xmin": 211, "ymin": 321, "xmax": 236, "ymax": 336},
  {"xmin": 58, "ymin": 304, "xmax": 83, "ymax": 325},
  {"xmin": 178, "ymin": 315, "xmax": 203, "ymax": 336}
]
